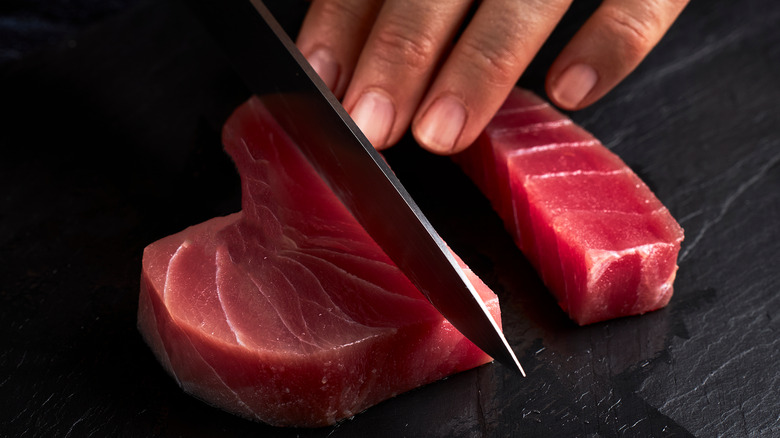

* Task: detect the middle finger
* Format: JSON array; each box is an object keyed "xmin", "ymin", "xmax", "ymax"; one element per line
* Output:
[{"xmin": 342, "ymin": 0, "xmax": 475, "ymax": 149}]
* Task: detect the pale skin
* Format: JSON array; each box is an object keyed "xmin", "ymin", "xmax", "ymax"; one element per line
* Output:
[{"xmin": 296, "ymin": 0, "xmax": 689, "ymax": 155}]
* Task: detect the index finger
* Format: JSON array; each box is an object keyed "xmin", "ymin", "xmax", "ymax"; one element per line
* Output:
[{"xmin": 296, "ymin": 0, "xmax": 383, "ymax": 97}]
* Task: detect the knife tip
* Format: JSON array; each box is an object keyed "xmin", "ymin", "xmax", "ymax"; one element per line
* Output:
[
  {"xmin": 491, "ymin": 332, "xmax": 525, "ymax": 376},
  {"xmin": 506, "ymin": 348, "xmax": 526, "ymax": 377}
]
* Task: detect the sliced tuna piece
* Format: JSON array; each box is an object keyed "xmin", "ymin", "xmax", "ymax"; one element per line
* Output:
[
  {"xmin": 453, "ymin": 88, "xmax": 683, "ymax": 325},
  {"xmin": 137, "ymin": 97, "xmax": 500, "ymax": 427}
]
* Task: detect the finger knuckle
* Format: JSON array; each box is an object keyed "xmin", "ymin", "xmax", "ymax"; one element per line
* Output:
[
  {"xmin": 371, "ymin": 18, "xmax": 438, "ymax": 72},
  {"xmin": 600, "ymin": 5, "xmax": 659, "ymax": 62},
  {"xmin": 314, "ymin": 0, "xmax": 365, "ymax": 26},
  {"xmin": 459, "ymin": 28, "xmax": 522, "ymax": 88},
  {"xmin": 522, "ymin": 0, "xmax": 571, "ymax": 20}
]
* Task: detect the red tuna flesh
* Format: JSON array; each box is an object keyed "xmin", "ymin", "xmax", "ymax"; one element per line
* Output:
[
  {"xmin": 453, "ymin": 88, "xmax": 683, "ymax": 325},
  {"xmin": 137, "ymin": 97, "xmax": 500, "ymax": 427}
]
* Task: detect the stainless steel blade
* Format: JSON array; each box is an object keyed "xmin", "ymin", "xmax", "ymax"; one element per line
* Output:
[{"xmin": 183, "ymin": 0, "xmax": 524, "ymax": 374}]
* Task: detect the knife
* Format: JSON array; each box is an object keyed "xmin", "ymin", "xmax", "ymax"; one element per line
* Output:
[{"xmin": 183, "ymin": 0, "xmax": 524, "ymax": 375}]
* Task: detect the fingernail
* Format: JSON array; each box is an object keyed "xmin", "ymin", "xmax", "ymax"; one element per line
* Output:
[
  {"xmin": 307, "ymin": 48, "xmax": 339, "ymax": 91},
  {"xmin": 416, "ymin": 95, "xmax": 467, "ymax": 153},
  {"xmin": 553, "ymin": 63, "xmax": 598, "ymax": 109},
  {"xmin": 350, "ymin": 90, "xmax": 395, "ymax": 148}
]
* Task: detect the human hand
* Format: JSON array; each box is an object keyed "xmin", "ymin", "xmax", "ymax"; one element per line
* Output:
[{"xmin": 296, "ymin": 0, "xmax": 689, "ymax": 154}]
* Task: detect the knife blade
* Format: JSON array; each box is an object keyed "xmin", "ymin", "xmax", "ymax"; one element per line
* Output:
[{"xmin": 183, "ymin": 0, "xmax": 524, "ymax": 375}]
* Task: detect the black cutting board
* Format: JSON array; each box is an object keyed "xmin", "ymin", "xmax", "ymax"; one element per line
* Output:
[{"xmin": 1, "ymin": 0, "xmax": 778, "ymax": 436}]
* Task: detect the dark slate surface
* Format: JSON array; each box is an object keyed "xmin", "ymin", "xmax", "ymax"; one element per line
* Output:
[
  {"xmin": 1, "ymin": 0, "xmax": 778, "ymax": 436},
  {"xmin": 0, "ymin": 0, "xmax": 140, "ymax": 64}
]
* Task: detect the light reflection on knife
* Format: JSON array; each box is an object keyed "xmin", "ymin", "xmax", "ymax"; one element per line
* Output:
[{"xmin": 183, "ymin": 0, "xmax": 525, "ymax": 375}]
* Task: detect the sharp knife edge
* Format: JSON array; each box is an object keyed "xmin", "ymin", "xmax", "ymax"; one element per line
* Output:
[{"xmin": 184, "ymin": 0, "xmax": 524, "ymax": 375}]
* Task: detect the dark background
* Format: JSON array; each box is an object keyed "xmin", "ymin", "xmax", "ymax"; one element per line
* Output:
[{"xmin": 1, "ymin": 0, "xmax": 778, "ymax": 436}]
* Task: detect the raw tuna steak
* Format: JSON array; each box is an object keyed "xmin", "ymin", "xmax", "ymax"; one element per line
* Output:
[
  {"xmin": 453, "ymin": 88, "xmax": 683, "ymax": 325},
  {"xmin": 137, "ymin": 97, "xmax": 500, "ymax": 427}
]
